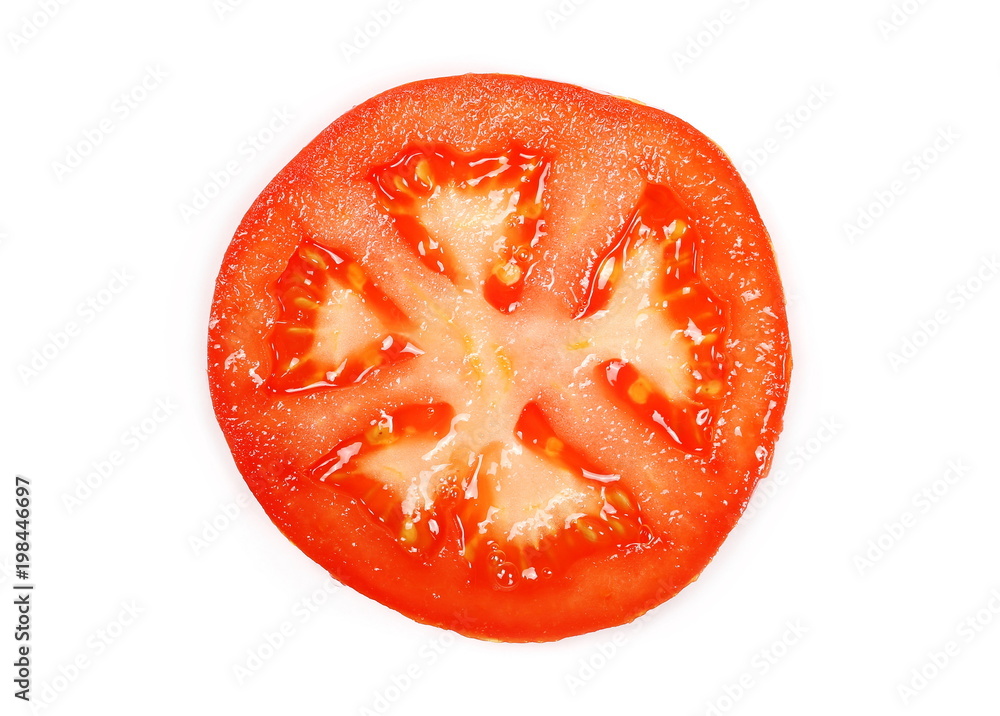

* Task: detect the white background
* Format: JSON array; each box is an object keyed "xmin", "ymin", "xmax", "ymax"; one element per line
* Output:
[{"xmin": 2, "ymin": 0, "xmax": 999, "ymax": 714}]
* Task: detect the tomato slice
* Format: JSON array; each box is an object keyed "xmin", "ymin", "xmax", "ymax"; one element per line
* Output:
[{"xmin": 208, "ymin": 74, "xmax": 791, "ymax": 642}]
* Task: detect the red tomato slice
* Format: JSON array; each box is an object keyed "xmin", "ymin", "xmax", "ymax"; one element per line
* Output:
[{"xmin": 208, "ymin": 74, "xmax": 791, "ymax": 642}]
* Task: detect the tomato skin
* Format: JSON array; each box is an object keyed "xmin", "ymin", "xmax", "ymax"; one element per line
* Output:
[{"xmin": 208, "ymin": 74, "xmax": 791, "ymax": 642}]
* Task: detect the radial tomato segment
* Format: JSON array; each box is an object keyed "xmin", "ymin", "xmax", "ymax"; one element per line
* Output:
[
  {"xmin": 567, "ymin": 182, "xmax": 729, "ymax": 452},
  {"xmin": 307, "ymin": 396, "xmax": 653, "ymax": 590},
  {"xmin": 308, "ymin": 403, "xmax": 457, "ymax": 553},
  {"xmin": 266, "ymin": 240, "xmax": 421, "ymax": 393},
  {"xmin": 209, "ymin": 74, "xmax": 790, "ymax": 642},
  {"xmin": 371, "ymin": 143, "xmax": 550, "ymax": 314}
]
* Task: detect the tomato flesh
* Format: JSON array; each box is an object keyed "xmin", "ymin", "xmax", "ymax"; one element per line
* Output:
[{"xmin": 208, "ymin": 74, "xmax": 791, "ymax": 642}]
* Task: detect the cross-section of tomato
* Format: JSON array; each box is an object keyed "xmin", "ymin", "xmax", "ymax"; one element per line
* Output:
[{"xmin": 208, "ymin": 74, "xmax": 791, "ymax": 642}]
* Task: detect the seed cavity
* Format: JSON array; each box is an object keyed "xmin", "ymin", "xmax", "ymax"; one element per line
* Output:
[
  {"xmin": 266, "ymin": 239, "xmax": 419, "ymax": 393},
  {"xmin": 370, "ymin": 143, "xmax": 551, "ymax": 315},
  {"xmin": 308, "ymin": 400, "xmax": 654, "ymax": 590},
  {"xmin": 575, "ymin": 182, "xmax": 729, "ymax": 453}
]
